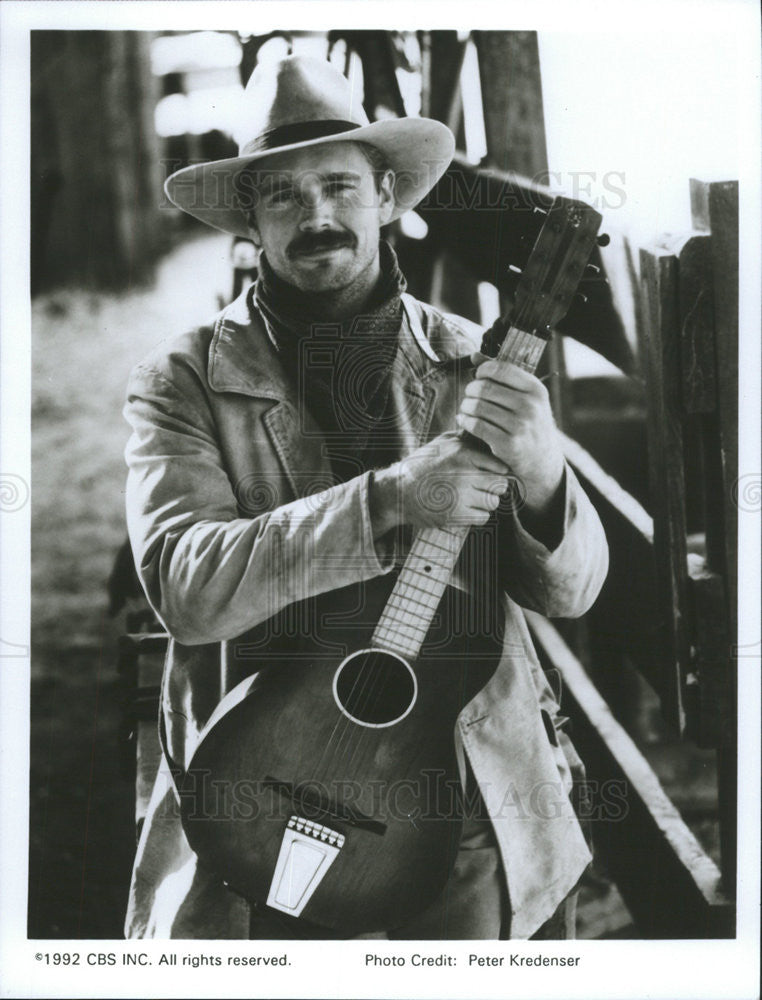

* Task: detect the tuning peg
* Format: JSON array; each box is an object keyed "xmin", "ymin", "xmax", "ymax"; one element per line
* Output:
[
  {"xmin": 596, "ymin": 233, "xmax": 611, "ymax": 247},
  {"xmin": 533, "ymin": 206, "xmax": 549, "ymax": 215},
  {"xmin": 508, "ymin": 264, "xmax": 523, "ymax": 274},
  {"xmin": 575, "ymin": 292, "xmax": 588, "ymax": 304},
  {"xmin": 586, "ymin": 263, "xmax": 601, "ymax": 274}
]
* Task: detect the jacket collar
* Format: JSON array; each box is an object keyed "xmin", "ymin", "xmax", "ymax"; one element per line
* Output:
[{"xmin": 206, "ymin": 284, "xmax": 448, "ymax": 403}]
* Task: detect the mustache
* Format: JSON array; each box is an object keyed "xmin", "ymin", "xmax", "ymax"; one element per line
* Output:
[{"xmin": 288, "ymin": 231, "xmax": 354, "ymax": 257}]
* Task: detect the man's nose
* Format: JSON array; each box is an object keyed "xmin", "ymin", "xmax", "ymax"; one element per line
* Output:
[{"xmin": 297, "ymin": 178, "xmax": 332, "ymax": 229}]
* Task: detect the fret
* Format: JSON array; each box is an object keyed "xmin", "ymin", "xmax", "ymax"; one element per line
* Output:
[
  {"xmin": 374, "ymin": 625, "xmax": 425, "ymax": 642},
  {"xmin": 386, "ymin": 593, "xmax": 440, "ymax": 620},
  {"xmin": 411, "ymin": 538, "xmax": 460, "ymax": 555},
  {"xmin": 396, "ymin": 577, "xmax": 446, "ymax": 598},
  {"xmin": 375, "ymin": 623, "xmax": 429, "ymax": 641},
  {"xmin": 377, "ymin": 602, "xmax": 436, "ymax": 627},
  {"xmin": 496, "ymin": 326, "xmax": 546, "ymax": 373},
  {"xmin": 388, "ymin": 582, "xmax": 436, "ymax": 602},
  {"xmin": 395, "ymin": 575, "xmax": 452, "ymax": 596},
  {"xmin": 372, "ymin": 628, "xmax": 427, "ymax": 653},
  {"xmin": 387, "ymin": 592, "xmax": 440, "ymax": 614}
]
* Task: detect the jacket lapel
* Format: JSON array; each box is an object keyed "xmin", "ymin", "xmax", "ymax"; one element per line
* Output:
[{"xmin": 206, "ymin": 288, "xmax": 443, "ymax": 494}]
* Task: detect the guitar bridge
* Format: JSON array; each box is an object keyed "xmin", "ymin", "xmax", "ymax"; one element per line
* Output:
[{"xmin": 266, "ymin": 815, "xmax": 345, "ymax": 917}]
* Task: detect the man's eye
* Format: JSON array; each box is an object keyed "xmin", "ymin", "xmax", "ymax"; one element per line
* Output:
[
  {"xmin": 327, "ymin": 181, "xmax": 355, "ymax": 195},
  {"xmin": 268, "ymin": 189, "xmax": 293, "ymax": 206}
]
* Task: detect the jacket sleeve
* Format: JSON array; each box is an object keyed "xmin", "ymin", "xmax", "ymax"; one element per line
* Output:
[
  {"xmin": 124, "ymin": 362, "xmax": 395, "ymax": 646},
  {"xmin": 496, "ymin": 462, "xmax": 609, "ymax": 619}
]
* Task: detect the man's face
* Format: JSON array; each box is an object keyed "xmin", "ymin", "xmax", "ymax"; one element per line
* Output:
[{"xmin": 246, "ymin": 141, "xmax": 395, "ymax": 294}]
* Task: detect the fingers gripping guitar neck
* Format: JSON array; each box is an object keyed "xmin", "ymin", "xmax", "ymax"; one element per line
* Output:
[{"xmin": 372, "ymin": 325, "xmax": 547, "ymax": 663}]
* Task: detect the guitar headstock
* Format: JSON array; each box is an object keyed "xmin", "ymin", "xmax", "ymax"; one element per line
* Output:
[{"xmin": 511, "ymin": 197, "xmax": 603, "ymax": 339}]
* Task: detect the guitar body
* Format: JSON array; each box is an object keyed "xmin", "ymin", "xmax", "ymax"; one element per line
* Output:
[{"xmin": 181, "ymin": 570, "xmax": 504, "ymax": 934}]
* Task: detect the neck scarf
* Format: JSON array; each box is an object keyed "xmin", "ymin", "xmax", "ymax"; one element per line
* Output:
[{"xmin": 254, "ymin": 241, "xmax": 407, "ymax": 480}]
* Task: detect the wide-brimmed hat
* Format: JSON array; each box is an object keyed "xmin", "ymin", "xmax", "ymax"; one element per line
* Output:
[{"xmin": 164, "ymin": 54, "xmax": 455, "ymax": 238}]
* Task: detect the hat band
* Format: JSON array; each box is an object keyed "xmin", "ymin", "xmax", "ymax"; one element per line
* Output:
[{"xmin": 241, "ymin": 119, "xmax": 361, "ymax": 157}]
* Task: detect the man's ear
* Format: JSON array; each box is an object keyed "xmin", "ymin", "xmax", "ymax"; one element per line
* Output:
[{"xmin": 377, "ymin": 169, "xmax": 396, "ymax": 226}]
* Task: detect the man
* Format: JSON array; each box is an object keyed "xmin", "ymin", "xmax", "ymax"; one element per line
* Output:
[{"xmin": 123, "ymin": 54, "xmax": 608, "ymax": 940}]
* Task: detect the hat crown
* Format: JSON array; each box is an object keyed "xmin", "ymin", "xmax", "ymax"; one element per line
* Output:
[{"xmin": 237, "ymin": 56, "xmax": 369, "ymax": 154}]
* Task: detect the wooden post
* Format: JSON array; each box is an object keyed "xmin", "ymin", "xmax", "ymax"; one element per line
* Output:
[
  {"xmin": 638, "ymin": 247, "xmax": 692, "ymax": 734},
  {"xmin": 689, "ymin": 181, "xmax": 739, "ymax": 638},
  {"xmin": 655, "ymin": 231, "xmax": 730, "ymax": 750},
  {"xmin": 473, "ymin": 31, "xmax": 549, "ymax": 179},
  {"xmin": 689, "ymin": 179, "xmax": 739, "ymax": 897}
]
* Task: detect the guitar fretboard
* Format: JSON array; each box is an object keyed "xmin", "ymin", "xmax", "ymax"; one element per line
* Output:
[{"xmin": 371, "ymin": 325, "xmax": 548, "ymax": 661}]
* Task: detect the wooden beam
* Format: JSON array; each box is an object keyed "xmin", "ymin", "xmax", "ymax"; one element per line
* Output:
[
  {"xmin": 527, "ymin": 612, "xmax": 734, "ymax": 939},
  {"xmin": 561, "ymin": 432, "xmax": 652, "ymax": 539},
  {"xmin": 417, "ymin": 157, "xmax": 633, "ymax": 372}
]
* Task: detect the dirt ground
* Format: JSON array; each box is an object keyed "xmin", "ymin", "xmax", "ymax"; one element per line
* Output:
[{"xmin": 28, "ymin": 231, "xmax": 718, "ymax": 940}]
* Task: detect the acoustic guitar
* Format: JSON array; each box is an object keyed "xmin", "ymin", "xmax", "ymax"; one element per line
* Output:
[{"xmin": 179, "ymin": 196, "xmax": 604, "ymax": 934}]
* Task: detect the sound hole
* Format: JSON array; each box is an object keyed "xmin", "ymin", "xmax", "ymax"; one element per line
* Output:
[{"xmin": 333, "ymin": 649, "xmax": 417, "ymax": 728}]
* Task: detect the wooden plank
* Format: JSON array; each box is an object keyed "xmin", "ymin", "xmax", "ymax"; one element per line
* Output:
[
  {"xmin": 638, "ymin": 247, "xmax": 691, "ymax": 733},
  {"xmin": 653, "ymin": 232, "xmax": 716, "ymax": 414},
  {"xmin": 527, "ymin": 612, "xmax": 734, "ymax": 938},
  {"xmin": 655, "ymin": 231, "xmax": 731, "ymax": 748},
  {"xmin": 652, "ymin": 234, "xmax": 707, "ymax": 538}
]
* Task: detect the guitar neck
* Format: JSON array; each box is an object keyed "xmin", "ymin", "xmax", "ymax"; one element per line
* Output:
[{"xmin": 371, "ymin": 324, "xmax": 549, "ymax": 661}]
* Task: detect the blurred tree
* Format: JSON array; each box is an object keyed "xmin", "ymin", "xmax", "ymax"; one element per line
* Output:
[{"xmin": 31, "ymin": 31, "xmax": 167, "ymax": 292}]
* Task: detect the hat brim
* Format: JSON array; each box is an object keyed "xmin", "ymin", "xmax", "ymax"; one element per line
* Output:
[{"xmin": 164, "ymin": 117, "xmax": 455, "ymax": 239}]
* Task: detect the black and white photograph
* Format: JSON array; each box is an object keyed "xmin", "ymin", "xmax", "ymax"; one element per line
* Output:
[{"xmin": 0, "ymin": 1, "xmax": 759, "ymax": 998}]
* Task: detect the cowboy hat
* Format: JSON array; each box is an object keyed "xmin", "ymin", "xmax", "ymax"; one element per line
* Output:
[{"xmin": 164, "ymin": 54, "xmax": 455, "ymax": 238}]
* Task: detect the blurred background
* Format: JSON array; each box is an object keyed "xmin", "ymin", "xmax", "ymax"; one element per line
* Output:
[{"xmin": 29, "ymin": 28, "xmax": 740, "ymax": 938}]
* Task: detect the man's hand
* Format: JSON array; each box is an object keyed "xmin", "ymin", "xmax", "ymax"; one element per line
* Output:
[
  {"xmin": 370, "ymin": 431, "xmax": 511, "ymax": 533},
  {"xmin": 455, "ymin": 354, "xmax": 565, "ymax": 516}
]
